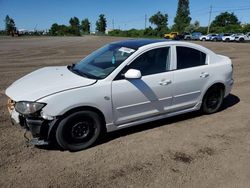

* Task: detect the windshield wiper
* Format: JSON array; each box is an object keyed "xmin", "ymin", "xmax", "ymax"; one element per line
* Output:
[
  {"xmin": 68, "ymin": 65, "xmax": 99, "ymax": 79},
  {"xmin": 67, "ymin": 63, "xmax": 75, "ymax": 70}
]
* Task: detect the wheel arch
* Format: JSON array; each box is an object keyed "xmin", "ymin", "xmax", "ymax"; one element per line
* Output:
[
  {"xmin": 202, "ymin": 82, "xmax": 225, "ymax": 101},
  {"xmin": 48, "ymin": 105, "xmax": 107, "ymax": 141}
]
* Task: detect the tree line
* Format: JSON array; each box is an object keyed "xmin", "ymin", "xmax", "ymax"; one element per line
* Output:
[
  {"xmin": 109, "ymin": 0, "xmax": 250, "ymax": 37},
  {"xmin": 50, "ymin": 14, "xmax": 106, "ymax": 36},
  {"xmin": 3, "ymin": 0, "xmax": 250, "ymax": 37}
]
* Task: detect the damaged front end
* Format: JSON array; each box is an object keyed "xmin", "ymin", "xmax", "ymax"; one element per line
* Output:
[{"xmin": 7, "ymin": 98, "xmax": 58, "ymax": 145}]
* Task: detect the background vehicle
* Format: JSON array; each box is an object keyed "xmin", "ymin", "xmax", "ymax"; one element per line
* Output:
[
  {"xmin": 235, "ymin": 32, "xmax": 250, "ymax": 42},
  {"xmin": 200, "ymin": 34, "xmax": 217, "ymax": 41},
  {"xmin": 182, "ymin": 32, "xmax": 192, "ymax": 40},
  {"xmin": 164, "ymin": 32, "xmax": 179, "ymax": 39},
  {"xmin": 191, "ymin": 32, "xmax": 202, "ymax": 40},
  {"xmin": 5, "ymin": 40, "xmax": 234, "ymax": 151},
  {"xmin": 222, "ymin": 34, "xmax": 241, "ymax": 42},
  {"xmin": 210, "ymin": 33, "xmax": 228, "ymax": 42}
]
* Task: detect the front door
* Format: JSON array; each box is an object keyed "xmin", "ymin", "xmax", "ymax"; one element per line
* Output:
[{"xmin": 111, "ymin": 47, "xmax": 174, "ymax": 125}]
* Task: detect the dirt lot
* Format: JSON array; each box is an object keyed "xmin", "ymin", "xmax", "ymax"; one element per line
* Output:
[{"xmin": 0, "ymin": 36, "xmax": 249, "ymax": 188}]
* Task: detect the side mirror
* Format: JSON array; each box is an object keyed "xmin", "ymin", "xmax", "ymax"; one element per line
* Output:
[{"xmin": 124, "ymin": 69, "xmax": 142, "ymax": 79}]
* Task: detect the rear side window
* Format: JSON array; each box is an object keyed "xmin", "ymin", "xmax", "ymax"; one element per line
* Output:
[{"xmin": 176, "ymin": 47, "xmax": 206, "ymax": 69}]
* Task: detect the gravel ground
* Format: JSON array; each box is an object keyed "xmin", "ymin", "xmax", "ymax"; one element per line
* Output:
[{"xmin": 0, "ymin": 36, "xmax": 249, "ymax": 188}]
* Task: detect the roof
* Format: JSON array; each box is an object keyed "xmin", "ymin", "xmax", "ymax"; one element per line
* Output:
[{"xmin": 111, "ymin": 39, "xmax": 169, "ymax": 50}]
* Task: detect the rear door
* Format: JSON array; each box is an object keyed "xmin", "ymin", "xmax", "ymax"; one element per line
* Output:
[{"xmin": 171, "ymin": 46, "xmax": 210, "ymax": 111}]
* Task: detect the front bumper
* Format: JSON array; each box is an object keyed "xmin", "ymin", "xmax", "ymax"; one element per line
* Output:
[{"xmin": 9, "ymin": 106, "xmax": 56, "ymax": 145}]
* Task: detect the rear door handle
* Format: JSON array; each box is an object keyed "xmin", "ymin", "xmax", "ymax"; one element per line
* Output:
[
  {"xmin": 159, "ymin": 80, "xmax": 172, "ymax": 86},
  {"xmin": 200, "ymin": 72, "xmax": 209, "ymax": 78}
]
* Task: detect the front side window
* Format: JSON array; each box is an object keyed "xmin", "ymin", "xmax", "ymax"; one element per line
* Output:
[
  {"xmin": 70, "ymin": 44, "xmax": 135, "ymax": 79},
  {"xmin": 127, "ymin": 47, "xmax": 170, "ymax": 76},
  {"xmin": 176, "ymin": 47, "xmax": 206, "ymax": 69}
]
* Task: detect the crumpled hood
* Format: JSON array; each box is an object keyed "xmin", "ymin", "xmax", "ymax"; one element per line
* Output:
[{"xmin": 5, "ymin": 66, "xmax": 96, "ymax": 101}]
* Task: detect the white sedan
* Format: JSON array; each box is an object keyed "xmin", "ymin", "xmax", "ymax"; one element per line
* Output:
[
  {"xmin": 6, "ymin": 39, "xmax": 234, "ymax": 151},
  {"xmin": 222, "ymin": 34, "xmax": 240, "ymax": 42}
]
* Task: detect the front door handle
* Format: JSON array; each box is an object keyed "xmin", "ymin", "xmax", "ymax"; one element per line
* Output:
[
  {"xmin": 200, "ymin": 72, "xmax": 209, "ymax": 78},
  {"xmin": 159, "ymin": 80, "xmax": 172, "ymax": 86}
]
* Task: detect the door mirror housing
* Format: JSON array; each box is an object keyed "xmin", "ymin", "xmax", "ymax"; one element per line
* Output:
[{"xmin": 124, "ymin": 69, "xmax": 142, "ymax": 79}]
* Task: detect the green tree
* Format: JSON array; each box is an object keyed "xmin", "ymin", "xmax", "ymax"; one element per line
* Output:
[
  {"xmin": 144, "ymin": 26, "xmax": 155, "ymax": 37},
  {"xmin": 149, "ymin": 11, "xmax": 169, "ymax": 37},
  {"xmin": 81, "ymin": 18, "xmax": 90, "ymax": 34},
  {"xmin": 211, "ymin": 12, "xmax": 240, "ymax": 28},
  {"xmin": 194, "ymin": 20, "xmax": 200, "ymax": 28},
  {"xmin": 69, "ymin": 17, "xmax": 80, "ymax": 36},
  {"xmin": 149, "ymin": 11, "xmax": 168, "ymax": 31},
  {"xmin": 96, "ymin": 14, "xmax": 107, "ymax": 33},
  {"xmin": 5, "ymin": 15, "xmax": 16, "ymax": 36},
  {"xmin": 172, "ymin": 0, "xmax": 191, "ymax": 33},
  {"xmin": 185, "ymin": 21, "xmax": 200, "ymax": 33},
  {"xmin": 49, "ymin": 23, "xmax": 70, "ymax": 36},
  {"xmin": 49, "ymin": 23, "xmax": 59, "ymax": 36},
  {"xmin": 242, "ymin": 24, "xmax": 250, "ymax": 33}
]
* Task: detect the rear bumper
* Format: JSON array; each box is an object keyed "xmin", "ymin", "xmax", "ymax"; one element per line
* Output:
[{"xmin": 225, "ymin": 78, "xmax": 234, "ymax": 97}]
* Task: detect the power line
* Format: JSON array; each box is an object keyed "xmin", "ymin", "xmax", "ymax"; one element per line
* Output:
[
  {"xmin": 213, "ymin": 5, "xmax": 250, "ymax": 9},
  {"xmin": 212, "ymin": 7, "xmax": 250, "ymax": 13}
]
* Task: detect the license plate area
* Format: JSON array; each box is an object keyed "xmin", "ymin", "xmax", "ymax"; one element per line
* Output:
[{"xmin": 7, "ymin": 98, "xmax": 15, "ymax": 113}]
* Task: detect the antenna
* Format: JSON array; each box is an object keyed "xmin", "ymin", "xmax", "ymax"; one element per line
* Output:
[
  {"xmin": 145, "ymin": 14, "xmax": 147, "ymax": 29},
  {"xmin": 207, "ymin": 5, "xmax": 212, "ymax": 34}
]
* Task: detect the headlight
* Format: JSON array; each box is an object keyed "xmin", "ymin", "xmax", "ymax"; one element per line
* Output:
[{"xmin": 15, "ymin": 101, "xmax": 46, "ymax": 115}]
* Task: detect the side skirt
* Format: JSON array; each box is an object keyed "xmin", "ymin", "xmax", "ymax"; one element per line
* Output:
[{"xmin": 106, "ymin": 102, "xmax": 202, "ymax": 132}]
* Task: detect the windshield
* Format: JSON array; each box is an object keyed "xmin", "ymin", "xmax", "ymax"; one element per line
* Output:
[{"xmin": 69, "ymin": 44, "xmax": 135, "ymax": 79}]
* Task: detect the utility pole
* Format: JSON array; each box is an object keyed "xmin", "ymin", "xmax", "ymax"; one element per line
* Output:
[
  {"xmin": 112, "ymin": 18, "xmax": 114, "ymax": 30},
  {"xmin": 145, "ymin": 14, "xmax": 147, "ymax": 29},
  {"xmin": 207, "ymin": 5, "xmax": 212, "ymax": 34},
  {"xmin": 90, "ymin": 22, "xmax": 93, "ymax": 33}
]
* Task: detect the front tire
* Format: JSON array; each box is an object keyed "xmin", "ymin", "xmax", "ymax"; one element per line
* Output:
[
  {"xmin": 202, "ymin": 86, "xmax": 224, "ymax": 114},
  {"xmin": 56, "ymin": 111, "xmax": 103, "ymax": 151}
]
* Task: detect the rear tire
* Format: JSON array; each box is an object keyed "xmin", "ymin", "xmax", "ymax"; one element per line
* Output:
[
  {"xmin": 56, "ymin": 111, "xmax": 103, "ymax": 151},
  {"xmin": 239, "ymin": 38, "xmax": 245, "ymax": 42},
  {"xmin": 202, "ymin": 86, "xmax": 224, "ymax": 114}
]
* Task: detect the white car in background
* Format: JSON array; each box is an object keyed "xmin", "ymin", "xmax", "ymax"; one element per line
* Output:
[
  {"xmin": 5, "ymin": 39, "xmax": 234, "ymax": 151},
  {"xmin": 222, "ymin": 34, "xmax": 241, "ymax": 42},
  {"xmin": 235, "ymin": 32, "xmax": 250, "ymax": 42},
  {"xmin": 199, "ymin": 34, "xmax": 217, "ymax": 41}
]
